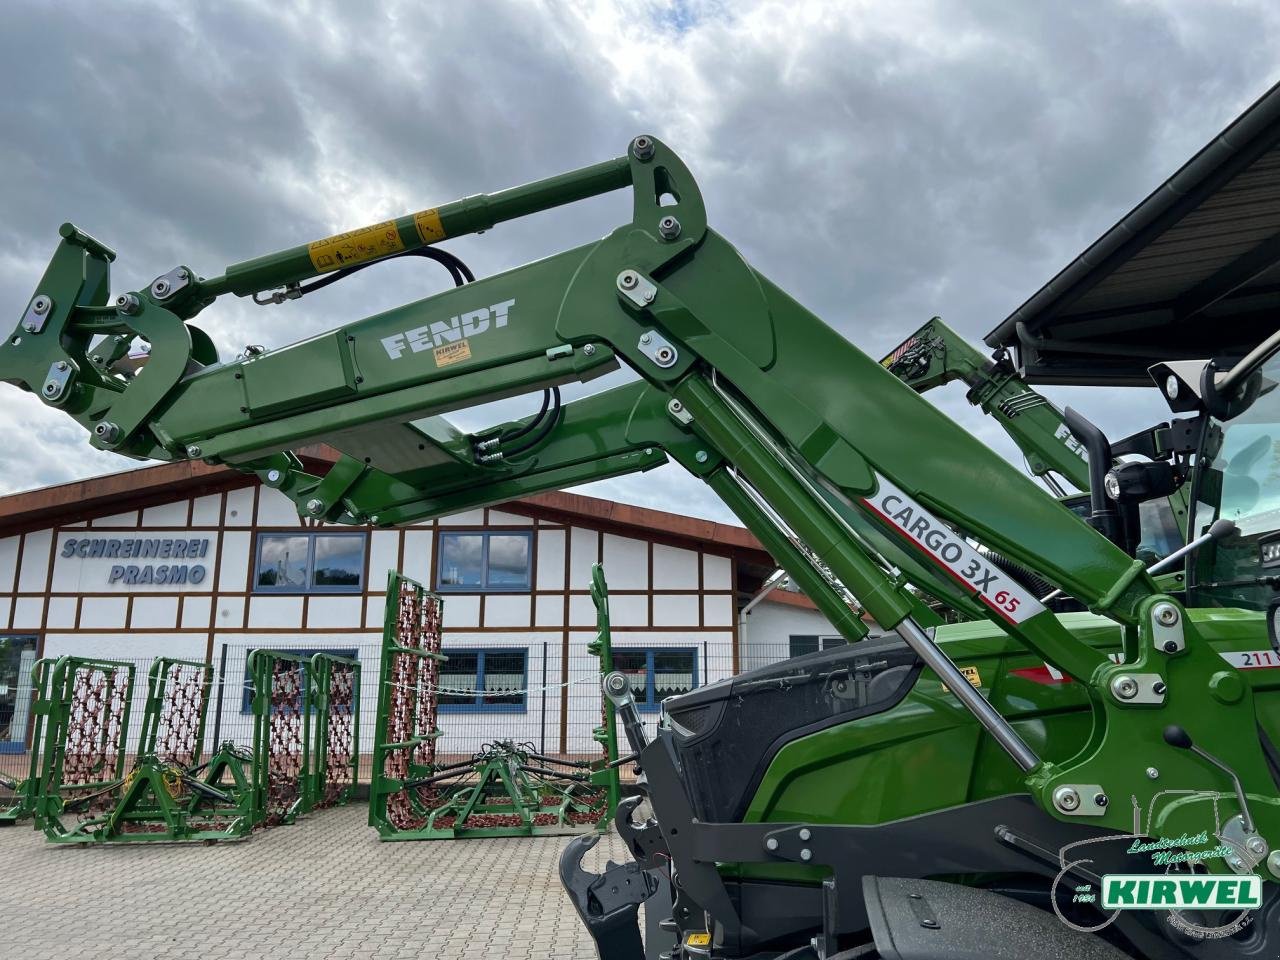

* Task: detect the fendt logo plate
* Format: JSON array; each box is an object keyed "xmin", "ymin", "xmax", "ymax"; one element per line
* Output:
[{"xmin": 861, "ymin": 474, "xmax": 1045, "ymax": 625}]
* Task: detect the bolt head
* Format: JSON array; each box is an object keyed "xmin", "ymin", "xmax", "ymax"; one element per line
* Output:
[
  {"xmin": 43, "ymin": 382, "xmax": 57, "ymax": 395},
  {"xmin": 640, "ymin": 333, "xmax": 652, "ymax": 344},
  {"xmin": 32, "ymin": 296, "xmax": 50, "ymax": 314},
  {"xmin": 1247, "ymin": 836, "xmax": 1267, "ymax": 856},
  {"xmin": 266, "ymin": 469, "xmax": 282, "ymax": 484},
  {"xmin": 1163, "ymin": 640, "xmax": 1179, "ymax": 653},
  {"xmin": 1228, "ymin": 856, "xmax": 1244, "ymax": 871},
  {"xmin": 765, "ymin": 837, "xmax": 779, "ymax": 851},
  {"xmin": 631, "ymin": 136, "xmax": 655, "ymax": 161},
  {"xmin": 56, "ymin": 361, "xmax": 68, "ymax": 371},
  {"xmin": 695, "ymin": 450, "xmax": 709, "ymax": 463},
  {"xmin": 153, "ymin": 279, "xmax": 169, "ymax": 297},
  {"xmin": 800, "ymin": 848, "xmax": 812, "ymax": 862},
  {"xmin": 186, "ymin": 445, "xmax": 202, "ymax": 459},
  {"xmin": 307, "ymin": 498, "xmax": 324, "ymax": 514},
  {"xmin": 1093, "ymin": 793, "xmax": 1108, "ymax": 808},
  {"xmin": 658, "ymin": 215, "xmax": 682, "ymax": 240},
  {"xmin": 618, "ymin": 270, "xmax": 639, "ymax": 290},
  {"xmin": 1152, "ymin": 680, "xmax": 1167, "ymax": 696},
  {"xmin": 1268, "ymin": 850, "xmax": 1280, "ymax": 878},
  {"xmin": 1154, "ymin": 603, "xmax": 1180, "ymax": 626},
  {"xmin": 668, "ymin": 399, "xmax": 683, "ymax": 413},
  {"xmin": 799, "ymin": 827, "xmax": 811, "ymax": 841},
  {"xmin": 1146, "ymin": 767, "xmax": 1160, "ymax": 780},
  {"xmin": 1111, "ymin": 675, "xmax": 1139, "ymax": 700},
  {"xmin": 1053, "ymin": 786, "xmax": 1081, "ymax": 811},
  {"xmin": 583, "ymin": 343, "xmax": 596, "ymax": 356}
]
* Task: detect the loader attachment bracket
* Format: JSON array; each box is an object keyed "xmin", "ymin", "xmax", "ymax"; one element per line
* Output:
[{"xmin": 559, "ymin": 833, "xmax": 658, "ymax": 960}]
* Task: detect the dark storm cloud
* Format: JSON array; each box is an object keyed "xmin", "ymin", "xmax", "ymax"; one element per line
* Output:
[{"xmin": 2, "ymin": 0, "xmax": 1278, "ymax": 524}]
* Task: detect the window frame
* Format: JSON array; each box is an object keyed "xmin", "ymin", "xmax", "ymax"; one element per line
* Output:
[
  {"xmin": 438, "ymin": 647, "xmax": 529, "ymax": 714},
  {"xmin": 613, "ymin": 646, "xmax": 699, "ymax": 712},
  {"xmin": 788, "ymin": 634, "xmax": 846, "ymax": 659},
  {"xmin": 253, "ymin": 531, "xmax": 367, "ymax": 595},
  {"xmin": 435, "ymin": 530, "xmax": 534, "ymax": 594}
]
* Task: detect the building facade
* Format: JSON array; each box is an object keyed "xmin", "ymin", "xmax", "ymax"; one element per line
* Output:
[{"xmin": 0, "ymin": 450, "xmax": 842, "ymax": 765}]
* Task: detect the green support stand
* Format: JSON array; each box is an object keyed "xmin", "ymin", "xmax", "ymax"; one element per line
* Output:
[{"xmin": 586, "ymin": 563, "xmax": 622, "ymax": 829}]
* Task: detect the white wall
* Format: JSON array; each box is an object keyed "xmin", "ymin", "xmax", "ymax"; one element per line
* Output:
[
  {"xmin": 739, "ymin": 599, "xmax": 844, "ymax": 672},
  {"xmin": 0, "ymin": 480, "xmax": 745, "ymax": 757}
]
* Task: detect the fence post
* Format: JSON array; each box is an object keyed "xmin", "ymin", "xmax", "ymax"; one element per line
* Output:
[
  {"xmin": 539, "ymin": 640, "xmax": 548, "ymax": 755},
  {"xmin": 211, "ymin": 642, "xmax": 228, "ymax": 748}
]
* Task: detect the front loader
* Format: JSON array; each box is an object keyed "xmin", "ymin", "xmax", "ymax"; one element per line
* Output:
[{"xmin": 4, "ymin": 134, "xmax": 1280, "ymax": 958}]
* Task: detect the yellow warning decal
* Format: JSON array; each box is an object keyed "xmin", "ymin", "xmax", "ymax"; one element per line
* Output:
[
  {"xmin": 685, "ymin": 932, "xmax": 711, "ymax": 947},
  {"xmin": 308, "ymin": 220, "xmax": 404, "ymax": 273},
  {"xmin": 414, "ymin": 208, "xmax": 447, "ymax": 244},
  {"xmin": 433, "ymin": 339, "xmax": 471, "ymax": 368},
  {"xmin": 941, "ymin": 665, "xmax": 982, "ymax": 694}
]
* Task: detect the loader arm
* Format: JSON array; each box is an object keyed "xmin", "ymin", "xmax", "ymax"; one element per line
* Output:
[
  {"xmin": 882, "ymin": 316, "xmax": 1092, "ymax": 492},
  {"xmin": 4, "ymin": 136, "xmax": 1276, "ymax": 864}
]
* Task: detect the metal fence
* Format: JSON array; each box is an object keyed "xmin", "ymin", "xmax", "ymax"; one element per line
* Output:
[{"xmin": 1, "ymin": 638, "xmax": 811, "ymax": 797}]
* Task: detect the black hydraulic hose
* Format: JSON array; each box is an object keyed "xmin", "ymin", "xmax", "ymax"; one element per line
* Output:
[
  {"xmin": 293, "ymin": 246, "xmax": 473, "ymax": 297},
  {"xmin": 499, "ymin": 389, "xmax": 553, "ymax": 444},
  {"xmin": 1063, "ymin": 407, "xmax": 1120, "ymax": 545},
  {"xmin": 500, "ymin": 386, "xmax": 562, "ymax": 458}
]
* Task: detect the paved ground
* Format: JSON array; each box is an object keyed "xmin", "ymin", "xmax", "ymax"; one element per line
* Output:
[{"xmin": 0, "ymin": 804, "xmax": 636, "ymax": 959}]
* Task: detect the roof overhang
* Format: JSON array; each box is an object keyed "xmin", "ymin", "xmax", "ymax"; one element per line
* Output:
[{"xmin": 987, "ymin": 81, "xmax": 1280, "ymax": 386}]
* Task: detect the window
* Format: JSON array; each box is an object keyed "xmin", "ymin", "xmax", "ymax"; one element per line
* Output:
[
  {"xmin": 789, "ymin": 635, "xmax": 845, "ymax": 658},
  {"xmin": 613, "ymin": 648, "xmax": 698, "ymax": 710},
  {"xmin": 0, "ymin": 636, "xmax": 38, "ymax": 754},
  {"xmin": 436, "ymin": 531, "xmax": 532, "ymax": 592},
  {"xmin": 239, "ymin": 647, "xmax": 357, "ymax": 713},
  {"xmin": 439, "ymin": 648, "xmax": 528, "ymax": 712},
  {"xmin": 255, "ymin": 532, "xmax": 366, "ymax": 593}
]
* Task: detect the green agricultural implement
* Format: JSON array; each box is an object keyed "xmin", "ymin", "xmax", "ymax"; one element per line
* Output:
[
  {"xmin": 368, "ymin": 570, "xmax": 622, "ymax": 839},
  {"xmin": 17, "ymin": 650, "xmax": 360, "ymax": 843},
  {"xmin": 303, "ymin": 652, "xmax": 361, "ymax": 812},
  {"xmin": 368, "ymin": 571, "xmax": 447, "ymax": 837},
  {"xmin": 29, "ymin": 655, "xmax": 257, "ymax": 843},
  {"xmin": 8, "ymin": 132, "xmax": 1280, "ymax": 956},
  {"xmin": 369, "ymin": 567, "xmax": 620, "ymax": 839}
]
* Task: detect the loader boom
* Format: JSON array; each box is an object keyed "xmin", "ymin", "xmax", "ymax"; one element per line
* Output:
[{"xmin": 4, "ymin": 137, "xmax": 1277, "ymax": 889}]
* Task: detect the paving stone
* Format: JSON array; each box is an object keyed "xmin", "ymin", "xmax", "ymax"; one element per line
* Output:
[{"xmin": 0, "ymin": 806, "xmax": 630, "ymax": 958}]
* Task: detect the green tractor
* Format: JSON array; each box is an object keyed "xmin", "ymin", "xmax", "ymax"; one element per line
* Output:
[{"xmin": 5, "ymin": 129, "xmax": 1279, "ymax": 957}]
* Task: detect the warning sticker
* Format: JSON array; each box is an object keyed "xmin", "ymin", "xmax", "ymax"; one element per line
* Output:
[
  {"xmin": 685, "ymin": 933, "xmax": 711, "ymax": 947},
  {"xmin": 308, "ymin": 220, "xmax": 404, "ymax": 273},
  {"xmin": 861, "ymin": 474, "xmax": 1045, "ymax": 626},
  {"xmin": 433, "ymin": 339, "xmax": 472, "ymax": 368},
  {"xmin": 941, "ymin": 665, "xmax": 982, "ymax": 694},
  {"xmin": 414, "ymin": 208, "xmax": 447, "ymax": 244}
]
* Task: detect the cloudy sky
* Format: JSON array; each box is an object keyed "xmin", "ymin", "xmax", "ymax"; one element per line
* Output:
[{"xmin": 2, "ymin": 0, "xmax": 1278, "ymax": 523}]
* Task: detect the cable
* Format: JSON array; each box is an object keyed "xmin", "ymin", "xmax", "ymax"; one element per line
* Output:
[
  {"xmin": 296, "ymin": 246, "xmax": 474, "ymax": 296},
  {"xmin": 499, "ymin": 389, "xmax": 553, "ymax": 444},
  {"xmin": 253, "ymin": 246, "xmax": 475, "ymax": 306},
  {"xmin": 499, "ymin": 386, "xmax": 562, "ymax": 459}
]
